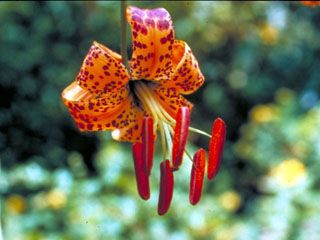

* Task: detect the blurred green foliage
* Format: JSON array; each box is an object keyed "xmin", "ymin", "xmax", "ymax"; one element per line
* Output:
[{"xmin": 1, "ymin": 1, "xmax": 320, "ymax": 240}]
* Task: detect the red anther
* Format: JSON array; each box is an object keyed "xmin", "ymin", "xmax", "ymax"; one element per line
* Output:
[
  {"xmin": 141, "ymin": 116, "xmax": 154, "ymax": 176},
  {"xmin": 172, "ymin": 107, "xmax": 190, "ymax": 169},
  {"xmin": 189, "ymin": 148, "xmax": 206, "ymax": 205},
  {"xmin": 132, "ymin": 142, "xmax": 150, "ymax": 200},
  {"xmin": 158, "ymin": 160, "xmax": 174, "ymax": 216},
  {"xmin": 208, "ymin": 118, "xmax": 226, "ymax": 180}
]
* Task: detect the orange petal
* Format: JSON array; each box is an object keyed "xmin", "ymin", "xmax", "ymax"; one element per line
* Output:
[
  {"xmin": 111, "ymin": 103, "xmax": 153, "ymax": 142},
  {"xmin": 62, "ymin": 82, "xmax": 137, "ymax": 132},
  {"xmin": 159, "ymin": 40, "xmax": 205, "ymax": 95},
  {"xmin": 151, "ymin": 84, "xmax": 193, "ymax": 119},
  {"xmin": 76, "ymin": 41, "xmax": 129, "ymax": 96},
  {"xmin": 300, "ymin": 1, "xmax": 320, "ymax": 7},
  {"xmin": 126, "ymin": 6, "xmax": 174, "ymax": 81}
]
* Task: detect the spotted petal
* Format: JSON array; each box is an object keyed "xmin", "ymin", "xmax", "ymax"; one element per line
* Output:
[
  {"xmin": 151, "ymin": 84, "xmax": 193, "ymax": 119},
  {"xmin": 159, "ymin": 40, "xmax": 204, "ymax": 95},
  {"xmin": 111, "ymin": 103, "xmax": 152, "ymax": 142},
  {"xmin": 62, "ymin": 82, "xmax": 136, "ymax": 132},
  {"xmin": 76, "ymin": 41, "xmax": 129, "ymax": 96},
  {"xmin": 127, "ymin": 6, "xmax": 174, "ymax": 81}
]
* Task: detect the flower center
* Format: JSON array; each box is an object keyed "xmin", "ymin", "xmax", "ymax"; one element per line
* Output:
[
  {"xmin": 133, "ymin": 80, "xmax": 211, "ymax": 163},
  {"xmin": 134, "ymin": 81, "xmax": 175, "ymax": 160}
]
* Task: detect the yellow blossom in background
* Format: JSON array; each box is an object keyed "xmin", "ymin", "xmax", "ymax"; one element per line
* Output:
[
  {"xmin": 250, "ymin": 104, "xmax": 280, "ymax": 123},
  {"xmin": 214, "ymin": 227, "xmax": 236, "ymax": 240},
  {"xmin": 6, "ymin": 194, "xmax": 26, "ymax": 214},
  {"xmin": 269, "ymin": 158, "xmax": 307, "ymax": 187},
  {"xmin": 306, "ymin": 108, "xmax": 320, "ymax": 123},
  {"xmin": 219, "ymin": 191, "xmax": 242, "ymax": 212},
  {"xmin": 275, "ymin": 88, "xmax": 295, "ymax": 105},
  {"xmin": 234, "ymin": 139, "xmax": 253, "ymax": 160},
  {"xmin": 290, "ymin": 141, "xmax": 308, "ymax": 159},
  {"xmin": 259, "ymin": 22, "xmax": 278, "ymax": 45},
  {"xmin": 299, "ymin": 108, "xmax": 320, "ymax": 139},
  {"xmin": 31, "ymin": 193, "xmax": 48, "ymax": 210},
  {"xmin": 46, "ymin": 189, "xmax": 67, "ymax": 209}
]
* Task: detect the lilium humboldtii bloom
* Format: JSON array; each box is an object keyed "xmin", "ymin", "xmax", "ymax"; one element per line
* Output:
[{"xmin": 61, "ymin": 6, "xmax": 226, "ymax": 215}]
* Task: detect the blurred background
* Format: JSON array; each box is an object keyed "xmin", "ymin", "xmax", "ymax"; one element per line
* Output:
[{"xmin": 1, "ymin": 1, "xmax": 320, "ymax": 239}]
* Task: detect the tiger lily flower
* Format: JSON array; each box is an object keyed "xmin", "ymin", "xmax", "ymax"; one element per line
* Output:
[{"xmin": 61, "ymin": 6, "xmax": 226, "ymax": 215}]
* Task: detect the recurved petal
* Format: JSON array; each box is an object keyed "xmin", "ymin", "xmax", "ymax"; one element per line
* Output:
[
  {"xmin": 126, "ymin": 6, "xmax": 174, "ymax": 81},
  {"xmin": 151, "ymin": 84, "xmax": 193, "ymax": 120},
  {"xmin": 62, "ymin": 82, "xmax": 136, "ymax": 132},
  {"xmin": 159, "ymin": 40, "xmax": 204, "ymax": 95},
  {"xmin": 76, "ymin": 41, "xmax": 129, "ymax": 96}
]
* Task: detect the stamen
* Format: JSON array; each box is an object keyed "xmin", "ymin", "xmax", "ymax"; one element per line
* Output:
[
  {"xmin": 134, "ymin": 81, "xmax": 216, "ymax": 177},
  {"xmin": 168, "ymin": 125, "xmax": 174, "ymax": 135},
  {"xmin": 141, "ymin": 116, "xmax": 154, "ymax": 176},
  {"xmin": 158, "ymin": 159, "xmax": 174, "ymax": 216},
  {"xmin": 189, "ymin": 148, "xmax": 206, "ymax": 205},
  {"xmin": 132, "ymin": 142, "xmax": 150, "ymax": 200},
  {"xmin": 188, "ymin": 127, "xmax": 212, "ymax": 138},
  {"xmin": 134, "ymin": 82, "xmax": 159, "ymax": 129},
  {"xmin": 135, "ymin": 81, "xmax": 175, "ymax": 162},
  {"xmin": 172, "ymin": 147, "xmax": 193, "ymax": 172},
  {"xmin": 158, "ymin": 121, "xmax": 168, "ymax": 161},
  {"xmin": 184, "ymin": 147, "xmax": 194, "ymax": 165},
  {"xmin": 208, "ymin": 118, "xmax": 226, "ymax": 180},
  {"xmin": 139, "ymin": 83, "xmax": 175, "ymax": 124},
  {"xmin": 159, "ymin": 121, "xmax": 174, "ymax": 162},
  {"xmin": 168, "ymin": 116, "xmax": 202, "ymax": 169},
  {"xmin": 163, "ymin": 123, "xmax": 173, "ymax": 158},
  {"xmin": 172, "ymin": 107, "xmax": 190, "ymax": 169}
]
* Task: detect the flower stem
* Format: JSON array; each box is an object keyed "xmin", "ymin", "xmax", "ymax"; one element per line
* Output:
[{"xmin": 121, "ymin": 1, "xmax": 129, "ymax": 71}]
